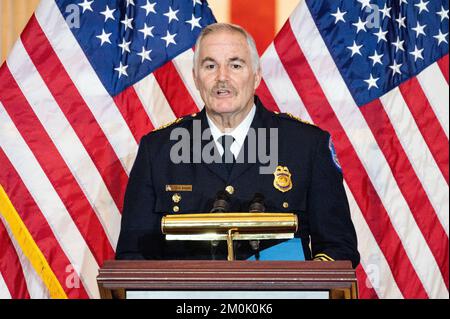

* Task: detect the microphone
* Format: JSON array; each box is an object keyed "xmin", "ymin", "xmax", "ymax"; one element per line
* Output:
[
  {"xmin": 249, "ymin": 193, "xmax": 265, "ymax": 213},
  {"xmin": 210, "ymin": 190, "xmax": 231, "ymax": 213},
  {"xmin": 210, "ymin": 191, "xmax": 231, "ymax": 255},
  {"xmin": 248, "ymin": 193, "xmax": 265, "ymax": 257}
]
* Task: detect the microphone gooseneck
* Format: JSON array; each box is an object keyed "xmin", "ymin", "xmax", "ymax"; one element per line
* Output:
[
  {"xmin": 210, "ymin": 191, "xmax": 231, "ymax": 253},
  {"xmin": 248, "ymin": 193, "xmax": 265, "ymax": 257}
]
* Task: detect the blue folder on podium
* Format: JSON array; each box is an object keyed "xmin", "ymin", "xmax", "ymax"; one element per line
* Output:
[{"xmin": 247, "ymin": 238, "xmax": 305, "ymax": 261}]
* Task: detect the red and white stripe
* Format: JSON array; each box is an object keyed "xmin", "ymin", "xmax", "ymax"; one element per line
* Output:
[
  {"xmin": 0, "ymin": 273, "xmax": 12, "ymax": 299},
  {"xmin": 0, "ymin": 217, "xmax": 29, "ymax": 299},
  {"xmin": 0, "ymin": 0, "xmax": 448, "ymax": 299},
  {"xmin": 0, "ymin": 101, "xmax": 100, "ymax": 298},
  {"xmin": 0, "ymin": 147, "xmax": 90, "ymax": 298},
  {"xmin": 0, "ymin": 0, "xmax": 202, "ymax": 299}
]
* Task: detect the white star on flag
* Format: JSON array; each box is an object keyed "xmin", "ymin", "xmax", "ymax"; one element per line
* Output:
[
  {"xmin": 121, "ymin": 15, "xmax": 134, "ymax": 30},
  {"xmin": 364, "ymin": 74, "xmax": 379, "ymax": 89},
  {"xmin": 137, "ymin": 47, "xmax": 152, "ymax": 63},
  {"xmin": 389, "ymin": 60, "xmax": 403, "ymax": 75},
  {"xmin": 374, "ymin": 27, "xmax": 388, "ymax": 43},
  {"xmin": 139, "ymin": 23, "xmax": 154, "ymax": 39},
  {"xmin": 357, "ymin": 0, "xmax": 372, "ymax": 10},
  {"xmin": 126, "ymin": 0, "xmax": 135, "ymax": 7},
  {"xmin": 162, "ymin": 30, "xmax": 177, "ymax": 47},
  {"xmin": 352, "ymin": 17, "xmax": 367, "ymax": 33},
  {"xmin": 396, "ymin": 14, "xmax": 407, "ymax": 28},
  {"xmin": 78, "ymin": 0, "xmax": 94, "ymax": 13},
  {"xmin": 164, "ymin": 7, "xmax": 179, "ymax": 23},
  {"xmin": 141, "ymin": 1, "xmax": 156, "ymax": 16},
  {"xmin": 347, "ymin": 41, "xmax": 363, "ymax": 57},
  {"xmin": 96, "ymin": 29, "xmax": 112, "ymax": 46},
  {"xmin": 114, "ymin": 62, "xmax": 128, "ymax": 78},
  {"xmin": 118, "ymin": 39, "xmax": 131, "ymax": 53},
  {"xmin": 415, "ymin": 0, "xmax": 429, "ymax": 14},
  {"xmin": 409, "ymin": 45, "xmax": 424, "ymax": 62},
  {"xmin": 412, "ymin": 22, "xmax": 427, "ymax": 37},
  {"xmin": 100, "ymin": 6, "xmax": 115, "ymax": 22},
  {"xmin": 186, "ymin": 15, "xmax": 202, "ymax": 31},
  {"xmin": 331, "ymin": 8, "xmax": 346, "ymax": 24},
  {"xmin": 369, "ymin": 51, "xmax": 383, "ymax": 66},
  {"xmin": 436, "ymin": 6, "xmax": 449, "ymax": 21},
  {"xmin": 392, "ymin": 37, "xmax": 405, "ymax": 52},
  {"xmin": 433, "ymin": 30, "xmax": 449, "ymax": 45},
  {"xmin": 379, "ymin": 4, "xmax": 391, "ymax": 19}
]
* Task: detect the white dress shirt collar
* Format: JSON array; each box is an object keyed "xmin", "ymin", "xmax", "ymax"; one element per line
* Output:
[{"xmin": 206, "ymin": 105, "xmax": 256, "ymax": 158}]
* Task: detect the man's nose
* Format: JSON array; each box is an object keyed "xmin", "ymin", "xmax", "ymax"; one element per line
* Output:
[{"xmin": 216, "ymin": 65, "xmax": 229, "ymax": 81}]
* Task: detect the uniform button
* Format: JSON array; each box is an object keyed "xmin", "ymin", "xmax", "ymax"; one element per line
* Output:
[
  {"xmin": 173, "ymin": 206, "xmax": 180, "ymax": 213},
  {"xmin": 282, "ymin": 202, "xmax": 289, "ymax": 209},
  {"xmin": 225, "ymin": 185, "xmax": 234, "ymax": 195},
  {"xmin": 172, "ymin": 193, "xmax": 181, "ymax": 203}
]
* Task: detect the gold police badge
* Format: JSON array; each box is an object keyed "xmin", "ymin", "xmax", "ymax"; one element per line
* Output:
[{"xmin": 273, "ymin": 166, "xmax": 292, "ymax": 192}]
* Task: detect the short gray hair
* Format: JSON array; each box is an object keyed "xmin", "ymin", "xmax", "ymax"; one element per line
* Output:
[{"xmin": 193, "ymin": 23, "xmax": 261, "ymax": 74}]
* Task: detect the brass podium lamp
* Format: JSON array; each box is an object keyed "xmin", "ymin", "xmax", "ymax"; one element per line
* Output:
[{"xmin": 161, "ymin": 212, "xmax": 298, "ymax": 261}]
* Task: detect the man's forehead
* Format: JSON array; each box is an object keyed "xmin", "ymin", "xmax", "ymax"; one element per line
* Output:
[
  {"xmin": 201, "ymin": 30, "xmax": 248, "ymax": 47},
  {"xmin": 199, "ymin": 31, "xmax": 250, "ymax": 56}
]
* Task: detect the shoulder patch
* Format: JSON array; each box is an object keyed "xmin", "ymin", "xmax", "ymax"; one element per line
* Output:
[
  {"xmin": 328, "ymin": 136, "xmax": 342, "ymax": 172},
  {"xmin": 152, "ymin": 117, "xmax": 184, "ymax": 132},
  {"xmin": 278, "ymin": 112, "xmax": 314, "ymax": 126}
]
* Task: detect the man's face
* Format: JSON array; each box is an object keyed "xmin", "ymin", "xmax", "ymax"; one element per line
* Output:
[{"xmin": 193, "ymin": 30, "xmax": 261, "ymax": 117}]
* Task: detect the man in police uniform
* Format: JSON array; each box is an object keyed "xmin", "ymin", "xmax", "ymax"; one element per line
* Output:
[{"xmin": 115, "ymin": 23, "xmax": 360, "ymax": 268}]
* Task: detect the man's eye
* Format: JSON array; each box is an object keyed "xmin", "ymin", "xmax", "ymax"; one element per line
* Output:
[
  {"xmin": 205, "ymin": 64, "xmax": 215, "ymax": 69},
  {"xmin": 231, "ymin": 64, "xmax": 242, "ymax": 69}
]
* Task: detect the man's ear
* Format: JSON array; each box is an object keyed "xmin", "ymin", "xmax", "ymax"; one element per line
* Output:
[
  {"xmin": 192, "ymin": 68, "xmax": 199, "ymax": 90},
  {"xmin": 254, "ymin": 68, "xmax": 262, "ymax": 89}
]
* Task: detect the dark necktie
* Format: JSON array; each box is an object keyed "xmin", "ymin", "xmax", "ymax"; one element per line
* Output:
[{"xmin": 218, "ymin": 135, "xmax": 235, "ymax": 173}]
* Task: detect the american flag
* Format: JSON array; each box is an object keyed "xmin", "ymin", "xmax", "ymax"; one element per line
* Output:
[
  {"xmin": 256, "ymin": 0, "xmax": 449, "ymax": 298},
  {"xmin": 0, "ymin": 0, "xmax": 215, "ymax": 299},
  {"xmin": 0, "ymin": 0, "xmax": 448, "ymax": 299}
]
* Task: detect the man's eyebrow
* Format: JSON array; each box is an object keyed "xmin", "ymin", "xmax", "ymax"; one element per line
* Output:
[
  {"xmin": 200, "ymin": 57, "xmax": 216, "ymax": 65},
  {"xmin": 200, "ymin": 57, "xmax": 247, "ymax": 65},
  {"xmin": 228, "ymin": 57, "xmax": 246, "ymax": 64}
]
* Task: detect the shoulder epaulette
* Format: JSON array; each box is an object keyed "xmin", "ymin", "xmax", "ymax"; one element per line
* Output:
[
  {"xmin": 152, "ymin": 117, "xmax": 185, "ymax": 132},
  {"xmin": 152, "ymin": 112, "xmax": 199, "ymax": 132},
  {"xmin": 276, "ymin": 111, "xmax": 315, "ymax": 126}
]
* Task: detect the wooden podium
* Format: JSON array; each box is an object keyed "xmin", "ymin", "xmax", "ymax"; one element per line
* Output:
[{"xmin": 97, "ymin": 260, "xmax": 358, "ymax": 299}]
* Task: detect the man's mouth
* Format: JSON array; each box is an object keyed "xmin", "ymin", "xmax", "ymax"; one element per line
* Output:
[
  {"xmin": 215, "ymin": 88, "xmax": 232, "ymax": 97},
  {"xmin": 212, "ymin": 84, "xmax": 236, "ymax": 98}
]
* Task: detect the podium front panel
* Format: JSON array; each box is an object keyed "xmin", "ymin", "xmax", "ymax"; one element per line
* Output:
[{"xmin": 97, "ymin": 260, "xmax": 358, "ymax": 299}]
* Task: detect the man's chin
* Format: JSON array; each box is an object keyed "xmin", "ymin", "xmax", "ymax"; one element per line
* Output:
[{"xmin": 209, "ymin": 103, "xmax": 238, "ymax": 114}]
